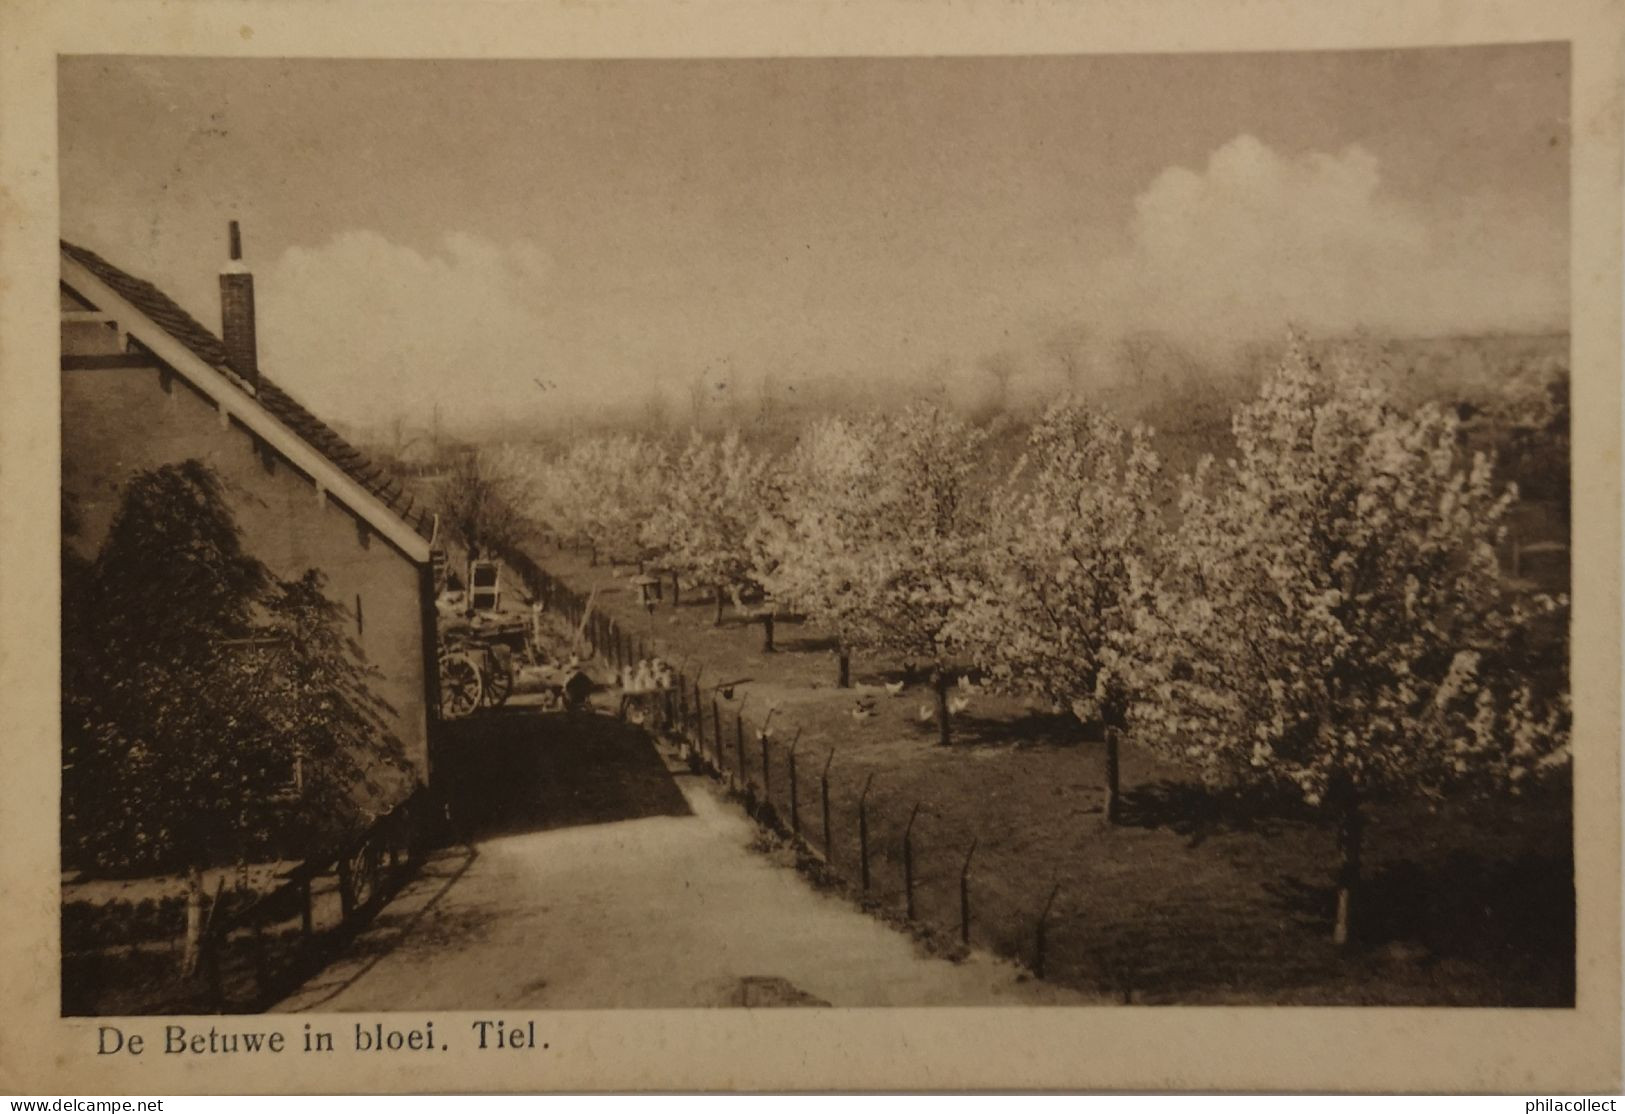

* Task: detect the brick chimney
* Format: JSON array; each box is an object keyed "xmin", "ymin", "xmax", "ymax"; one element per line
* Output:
[{"xmin": 219, "ymin": 220, "xmax": 259, "ymax": 390}]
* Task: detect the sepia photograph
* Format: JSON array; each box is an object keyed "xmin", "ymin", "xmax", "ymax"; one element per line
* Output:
[
  {"xmin": 54, "ymin": 45, "xmax": 1577, "ymax": 1015},
  {"xmin": 2, "ymin": 0, "xmax": 1620, "ymax": 1094}
]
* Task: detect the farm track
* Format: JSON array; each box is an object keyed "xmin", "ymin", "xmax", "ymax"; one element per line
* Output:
[{"xmin": 274, "ymin": 703, "xmax": 1087, "ymax": 1010}]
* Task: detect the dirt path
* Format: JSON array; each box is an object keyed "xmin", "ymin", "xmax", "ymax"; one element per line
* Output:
[{"xmin": 274, "ymin": 709, "xmax": 1091, "ymax": 1010}]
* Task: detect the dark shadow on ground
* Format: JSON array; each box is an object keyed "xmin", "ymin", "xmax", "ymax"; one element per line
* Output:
[
  {"xmin": 778, "ymin": 634, "xmax": 840, "ymax": 655},
  {"xmin": 942, "ymin": 710, "xmax": 1088, "ymax": 749},
  {"xmin": 1266, "ymin": 849, "xmax": 1574, "ymax": 994},
  {"xmin": 1115, "ymin": 778, "xmax": 1318, "ymax": 845},
  {"xmin": 435, "ymin": 708, "xmax": 692, "ymax": 842}
]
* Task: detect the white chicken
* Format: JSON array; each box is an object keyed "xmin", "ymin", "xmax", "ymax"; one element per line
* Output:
[
  {"xmin": 948, "ymin": 694, "xmax": 971, "ymax": 716},
  {"xmin": 883, "ymin": 680, "xmax": 906, "ymax": 697},
  {"xmin": 917, "ymin": 704, "xmax": 935, "ymax": 723}
]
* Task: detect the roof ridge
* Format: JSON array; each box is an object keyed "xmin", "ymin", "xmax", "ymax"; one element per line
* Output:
[{"xmin": 60, "ymin": 239, "xmax": 434, "ymax": 544}]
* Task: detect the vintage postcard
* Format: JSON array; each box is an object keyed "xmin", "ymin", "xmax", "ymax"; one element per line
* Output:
[{"xmin": 0, "ymin": 0, "xmax": 1619, "ymax": 1095}]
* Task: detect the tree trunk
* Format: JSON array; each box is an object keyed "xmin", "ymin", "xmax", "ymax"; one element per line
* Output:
[
  {"xmin": 181, "ymin": 864, "xmax": 204, "ymax": 976},
  {"xmin": 1102, "ymin": 725, "xmax": 1121, "ymax": 825},
  {"xmin": 761, "ymin": 612, "xmax": 775, "ymax": 653},
  {"xmin": 671, "ymin": 573, "xmax": 681, "ymax": 607},
  {"xmin": 837, "ymin": 651, "xmax": 851, "ymax": 689},
  {"xmin": 933, "ymin": 669, "xmax": 951, "ymax": 747},
  {"xmin": 714, "ymin": 585, "xmax": 726, "ymax": 627},
  {"xmin": 1333, "ymin": 792, "xmax": 1364, "ymax": 947}
]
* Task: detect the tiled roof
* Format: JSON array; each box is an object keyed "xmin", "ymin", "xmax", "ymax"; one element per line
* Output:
[{"xmin": 60, "ymin": 240, "xmax": 435, "ymax": 543}]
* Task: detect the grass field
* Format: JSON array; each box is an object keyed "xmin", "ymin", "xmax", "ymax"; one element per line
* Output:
[{"xmin": 523, "ymin": 542, "xmax": 1573, "ymax": 1006}]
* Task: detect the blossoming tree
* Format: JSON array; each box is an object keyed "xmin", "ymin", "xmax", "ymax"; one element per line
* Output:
[
  {"xmin": 868, "ymin": 405, "xmax": 990, "ymax": 745},
  {"xmin": 530, "ymin": 434, "xmax": 669, "ymax": 567},
  {"xmin": 757, "ymin": 415, "xmax": 888, "ymax": 686},
  {"xmin": 649, "ymin": 429, "xmax": 773, "ymax": 625},
  {"xmin": 1129, "ymin": 339, "xmax": 1569, "ymax": 944},
  {"xmin": 952, "ymin": 402, "xmax": 1162, "ymax": 819}
]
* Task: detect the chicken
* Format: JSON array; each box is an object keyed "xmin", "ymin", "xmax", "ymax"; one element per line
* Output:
[
  {"xmin": 883, "ymin": 680, "xmax": 906, "ymax": 697},
  {"xmin": 917, "ymin": 704, "xmax": 935, "ymax": 723},
  {"xmin": 850, "ymin": 705, "xmax": 875, "ymax": 722},
  {"xmin": 948, "ymin": 694, "xmax": 971, "ymax": 716},
  {"xmin": 957, "ymin": 674, "xmax": 981, "ymax": 694}
]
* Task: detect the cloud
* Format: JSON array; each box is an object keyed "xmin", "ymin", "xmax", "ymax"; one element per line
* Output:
[
  {"xmin": 257, "ymin": 230, "xmax": 562, "ymax": 430},
  {"xmin": 1090, "ymin": 134, "xmax": 1567, "ymax": 347},
  {"xmin": 249, "ymin": 136, "xmax": 1568, "ymax": 435}
]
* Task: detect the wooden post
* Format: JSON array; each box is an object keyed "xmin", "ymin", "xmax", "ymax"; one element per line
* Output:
[
  {"xmin": 204, "ymin": 933, "xmax": 225, "ymax": 1010},
  {"xmin": 1035, "ymin": 882, "xmax": 1061, "ymax": 980},
  {"xmin": 1103, "ymin": 726, "xmax": 1121, "ymax": 825},
  {"xmin": 821, "ymin": 751, "xmax": 835, "ymax": 863},
  {"xmin": 788, "ymin": 738, "xmax": 800, "ymax": 836},
  {"xmin": 299, "ymin": 875, "xmax": 314, "ymax": 939},
  {"xmin": 735, "ymin": 712, "xmax": 746, "ymax": 790},
  {"xmin": 760, "ymin": 731, "xmax": 771, "ymax": 803},
  {"xmin": 250, "ymin": 912, "xmax": 269, "ymax": 1002},
  {"xmin": 903, "ymin": 802, "xmax": 921, "ymax": 920},
  {"xmin": 336, "ymin": 856, "xmax": 355, "ymax": 919},
  {"xmin": 671, "ymin": 571, "xmax": 681, "ymax": 607},
  {"xmin": 960, "ymin": 837, "xmax": 978, "ymax": 944},
  {"xmin": 761, "ymin": 612, "xmax": 775, "ymax": 653},
  {"xmin": 858, "ymin": 773, "xmax": 875, "ymax": 893},
  {"xmin": 933, "ymin": 668, "xmax": 951, "ymax": 748},
  {"xmin": 712, "ymin": 698, "xmax": 723, "ymax": 770}
]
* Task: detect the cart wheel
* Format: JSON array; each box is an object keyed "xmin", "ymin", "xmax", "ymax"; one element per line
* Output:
[
  {"xmin": 484, "ymin": 663, "xmax": 513, "ymax": 707},
  {"xmin": 345, "ymin": 842, "xmax": 377, "ymax": 911},
  {"xmin": 440, "ymin": 654, "xmax": 482, "ymax": 718}
]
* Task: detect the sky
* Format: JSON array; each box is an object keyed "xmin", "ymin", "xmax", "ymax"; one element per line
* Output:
[{"xmin": 58, "ymin": 47, "xmax": 1569, "ymax": 434}]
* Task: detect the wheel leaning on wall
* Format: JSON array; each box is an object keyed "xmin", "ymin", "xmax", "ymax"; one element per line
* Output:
[{"xmin": 439, "ymin": 652, "xmax": 483, "ymax": 719}]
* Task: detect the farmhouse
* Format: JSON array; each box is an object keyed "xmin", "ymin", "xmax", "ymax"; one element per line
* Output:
[{"xmin": 59, "ymin": 225, "xmax": 441, "ymax": 787}]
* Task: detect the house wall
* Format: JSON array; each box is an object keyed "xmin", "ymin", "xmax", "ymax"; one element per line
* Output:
[{"xmin": 61, "ymin": 359, "xmax": 433, "ymax": 790}]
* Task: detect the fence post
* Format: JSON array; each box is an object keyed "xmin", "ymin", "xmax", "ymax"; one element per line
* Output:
[
  {"xmin": 712, "ymin": 698, "xmax": 723, "ymax": 772},
  {"xmin": 336, "ymin": 855, "xmax": 355, "ymax": 919},
  {"xmin": 821, "ymin": 751, "xmax": 835, "ymax": 863},
  {"xmin": 734, "ymin": 712, "xmax": 746, "ymax": 791},
  {"xmin": 299, "ymin": 875, "xmax": 314, "ymax": 939},
  {"xmin": 760, "ymin": 731, "xmax": 771, "ymax": 804},
  {"xmin": 250, "ymin": 911, "xmax": 269, "ymax": 1003},
  {"xmin": 858, "ymin": 773, "xmax": 875, "ymax": 893},
  {"xmin": 1103, "ymin": 726, "xmax": 1121, "ymax": 825},
  {"xmin": 204, "ymin": 933, "xmax": 225, "ymax": 1011},
  {"xmin": 903, "ymin": 802, "xmax": 921, "ymax": 920},
  {"xmin": 1035, "ymin": 881, "xmax": 1061, "ymax": 980},
  {"xmin": 960, "ymin": 838, "xmax": 978, "ymax": 945},
  {"xmin": 788, "ymin": 739, "xmax": 800, "ymax": 836}
]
